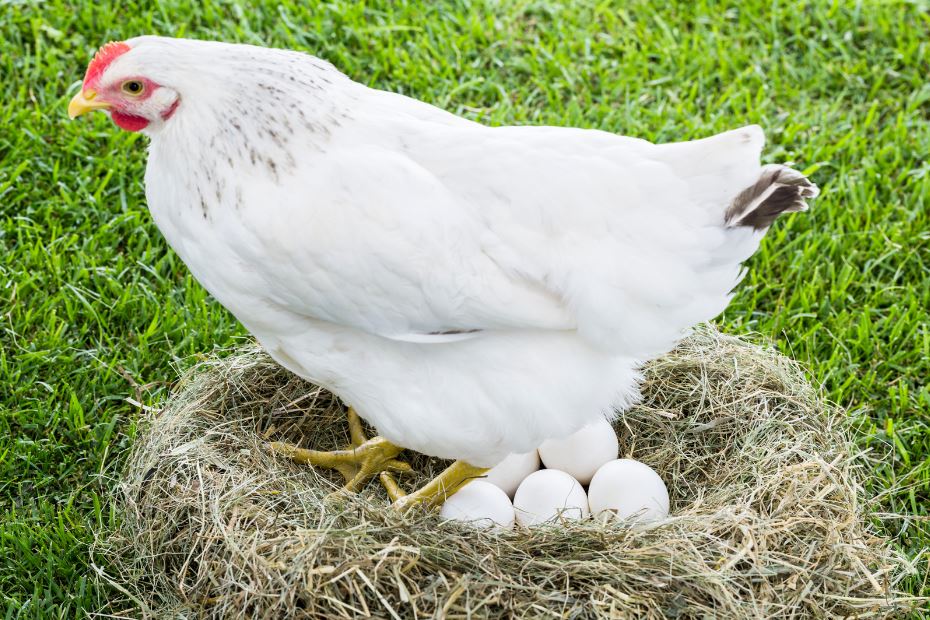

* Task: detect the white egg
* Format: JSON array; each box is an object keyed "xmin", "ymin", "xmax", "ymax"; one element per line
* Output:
[
  {"xmin": 439, "ymin": 480, "xmax": 515, "ymax": 529},
  {"xmin": 484, "ymin": 450, "xmax": 540, "ymax": 498},
  {"xmin": 513, "ymin": 469, "xmax": 589, "ymax": 527},
  {"xmin": 537, "ymin": 418, "xmax": 619, "ymax": 485},
  {"xmin": 587, "ymin": 459, "xmax": 670, "ymax": 523}
]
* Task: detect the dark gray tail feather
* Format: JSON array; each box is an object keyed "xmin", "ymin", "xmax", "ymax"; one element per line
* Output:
[{"xmin": 725, "ymin": 164, "xmax": 819, "ymax": 230}]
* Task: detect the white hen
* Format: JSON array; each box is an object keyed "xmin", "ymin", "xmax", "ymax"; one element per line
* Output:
[{"xmin": 70, "ymin": 37, "xmax": 817, "ymax": 506}]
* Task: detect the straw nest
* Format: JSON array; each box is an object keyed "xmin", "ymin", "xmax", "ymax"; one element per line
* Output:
[{"xmin": 103, "ymin": 326, "xmax": 914, "ymax": 619}]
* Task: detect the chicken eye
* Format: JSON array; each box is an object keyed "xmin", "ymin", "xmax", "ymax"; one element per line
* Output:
[{"xmin": 121, "ymin": 80, "xmax": 144, "ymax": 96}]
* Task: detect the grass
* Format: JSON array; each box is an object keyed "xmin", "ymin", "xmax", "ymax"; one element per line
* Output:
[{"xmin": 0, "ymin": 0, "xmax": 926, "ymax": 616}]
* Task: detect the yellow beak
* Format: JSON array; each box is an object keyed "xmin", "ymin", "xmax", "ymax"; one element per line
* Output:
[{"xmin": 68, "ymin": 89, "xmax": 111, "ymax": 119}]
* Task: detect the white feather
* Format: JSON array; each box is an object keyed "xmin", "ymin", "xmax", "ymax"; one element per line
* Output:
[{"xmin": 108, "ymin": 37, "xmax": 807, "ymax": 466}]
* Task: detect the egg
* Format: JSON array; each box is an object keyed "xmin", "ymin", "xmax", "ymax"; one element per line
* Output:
[
  {"xmin": 484, "ymin": 450, "xmax": 540, "ymax": 498},
  {"xmin": 439, "ymin": 480, "xmax": 515, "ymax": 529},
  {"xmin": 512, "ymin": 469, "xmax": 589, "ymax": 526},
  {"xmin": 587, "ymin": 459, "xmax": 670, "ymax": 523},
  {"xmin": 537, "ymin": 418, "xmax": 619, "ymax": 485}
]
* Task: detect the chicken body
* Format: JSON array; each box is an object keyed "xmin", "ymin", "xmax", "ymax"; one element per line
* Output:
[{"xmin": 106, "ymin": 37, "xmax": 814, "ymax": 467}]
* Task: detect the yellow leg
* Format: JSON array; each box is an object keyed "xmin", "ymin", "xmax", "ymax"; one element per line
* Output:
[
  {"xmin": 379, "ymin": 471, "xmax": 408, "ymax": 503},
  {"xmin": 269, "ymin": 407, "xmax": 412, "ymax": 492},
  {"xmin": 346, "ymin": 408, "xmax": 412, "ymax": 496},
  {"xmin": 270, "ymin": 407, "xmax": 488, "ymax": 509},
  {"xmin": 346, "ymin": 406, "xmax": 368, "ymax": 447},
  {"xmin": 393, "ymin": 460, "xmax": 489, "ymax": 512}
]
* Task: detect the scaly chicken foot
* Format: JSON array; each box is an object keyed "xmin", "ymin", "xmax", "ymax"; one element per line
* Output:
[
  {"xmin": 270, "ymin": 408, "xmax": 488, "ymax": 509},
  {"xmin": 269, "ymin": 407, "xmax": 412, "ymax": 493},
  {"xmin": 392, "ymin": 460, "xmax": 490, "ymax": 512}
]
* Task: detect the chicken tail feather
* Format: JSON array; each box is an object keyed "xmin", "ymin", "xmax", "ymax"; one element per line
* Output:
[{"xmin": 725, "ymin": 164, "xmax": 819, "ymax": 230}]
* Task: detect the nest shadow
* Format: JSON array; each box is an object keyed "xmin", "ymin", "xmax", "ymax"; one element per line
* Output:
[{"xmin": 102, "ymin": 326, "xmax": 914, "ymax": 618}]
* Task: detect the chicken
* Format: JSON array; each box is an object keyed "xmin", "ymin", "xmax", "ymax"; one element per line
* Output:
[{"xmin": 69, "ymin": 37, "xmax": 817, "ymax": 508}]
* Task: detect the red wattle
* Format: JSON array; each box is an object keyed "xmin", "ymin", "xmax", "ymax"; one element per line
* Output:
[{"xmin": 111, "ymin": 111, "xmax": 150, "ymax": 132}]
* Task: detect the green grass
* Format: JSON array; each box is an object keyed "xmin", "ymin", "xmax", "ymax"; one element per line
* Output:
[{"xmin": 1, "ymin": 0, "xmax": 927, "ymax": 616}]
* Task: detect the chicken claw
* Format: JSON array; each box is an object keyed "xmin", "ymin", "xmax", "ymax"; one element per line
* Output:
[
  {"xmin": 392, "ymin": 461, "xmax": 490, "ymax": 512},
  {"xmin": 269, "ymin": 407, "xmax": 412, "ymax": 493}
]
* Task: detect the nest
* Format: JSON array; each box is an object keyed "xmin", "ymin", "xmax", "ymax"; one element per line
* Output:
[{"xmin": 102, "ymin": 326, "xmax": 914, "ymax": 618}]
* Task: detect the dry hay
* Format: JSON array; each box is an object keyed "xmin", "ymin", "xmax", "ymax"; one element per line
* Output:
[{"xmin": 101, "ymin": 326, "xmax": 916, "ymax": 618}]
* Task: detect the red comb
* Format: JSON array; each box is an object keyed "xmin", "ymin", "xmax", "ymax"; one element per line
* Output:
[{"xmin": 83, "ymin": 41, "xmax": 131, "ymax": 88}]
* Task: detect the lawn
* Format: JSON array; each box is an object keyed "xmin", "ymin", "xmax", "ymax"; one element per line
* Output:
[{"xmin": 1, "ymin": 0, "xmax": 927, "ymax": 616}]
